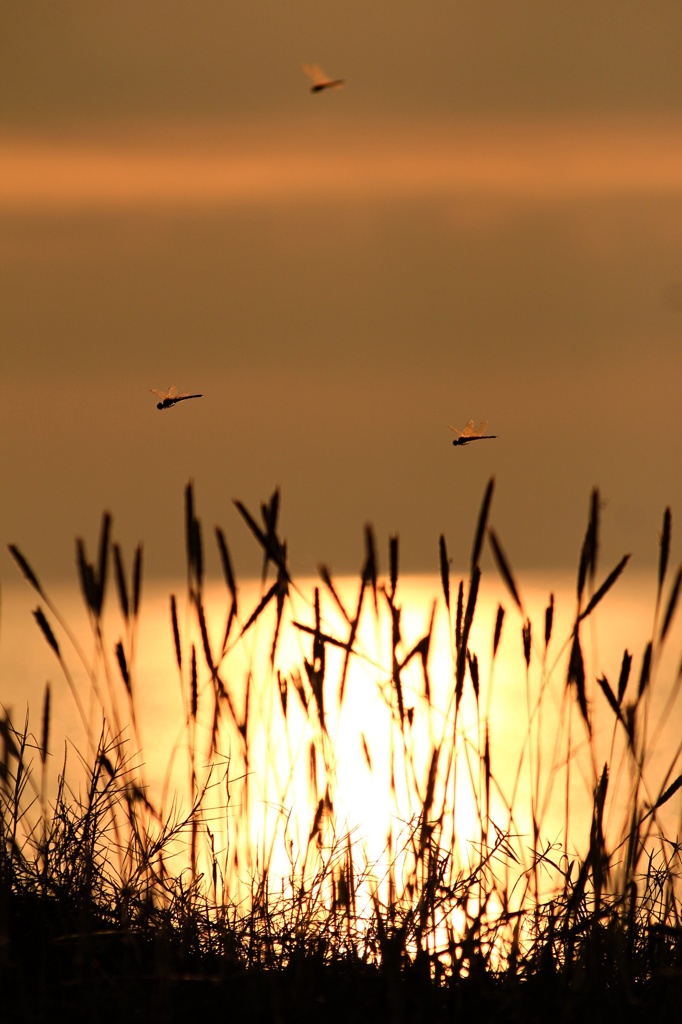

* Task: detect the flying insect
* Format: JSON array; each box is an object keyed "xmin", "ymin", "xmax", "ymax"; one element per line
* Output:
[
  {"xmin": 302, "ymin": 64, "xmax": 345, "ymax": 92},
  {"xmin": 449, "ymin": 420, "xmax": 497, "ymax": 446},
  {"xmin": 151, "ymin": 387, "xmax": 203, "ymax": 411}
]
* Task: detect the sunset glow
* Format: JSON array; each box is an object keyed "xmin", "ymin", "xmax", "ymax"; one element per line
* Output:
[
  {"xmin": 4, "ymin": 4, "xmax": 682, "ymax": 1007},
  {"xmin": 4, "ymin": 119, "xmax": 682, "ymax": 210}
]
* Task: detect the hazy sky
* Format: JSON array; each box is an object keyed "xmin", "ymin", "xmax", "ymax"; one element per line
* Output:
[{"xmin": 2, "ymin": 2, "xmax": 682, "ymax": 586}]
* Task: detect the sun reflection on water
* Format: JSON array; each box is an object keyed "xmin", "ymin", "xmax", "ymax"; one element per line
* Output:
[{"xmin": 1, "ymin": 567, "xmax": 681, "ymax": 945}]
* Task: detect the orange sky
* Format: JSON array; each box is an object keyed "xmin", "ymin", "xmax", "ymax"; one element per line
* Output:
[
  {"xmin": 4, "ymin": 118, "xmax": 682, "ymax": 210},
  {"xmin": 2, "ymin": 4, "xmax": 682, "ymax": 583}
]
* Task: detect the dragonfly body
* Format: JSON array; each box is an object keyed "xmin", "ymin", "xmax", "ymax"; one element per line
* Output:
[
  {"xmin": 310, "ymin": 79, "xmax": 345, "ymax": 93},
  {"xmin": 450, "ymin": 420, "xmax": 497, "ymax": 446},
  {"xmin": 151, "ymin": 387, "xmax": 203, "ymax": 411},
  {"xmin": 302, "ymin": 64, "xmax": 345, "ymax": 92}
]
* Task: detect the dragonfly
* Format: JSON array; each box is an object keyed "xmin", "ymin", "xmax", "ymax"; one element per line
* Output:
[
  {"xmin": 449, "ymin": 420, "xmax": 497, "ymax": 446},
  {"xmin": 150, "ymin": 386, "xmax": 203, "ymax": 411},
  {"xmin": 302, "ymin": 64, "xmax": 345, "ymax": 93}
]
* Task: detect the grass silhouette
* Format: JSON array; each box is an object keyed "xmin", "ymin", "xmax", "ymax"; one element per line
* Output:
[{"xmin": 2, "ymin": 480, "xmax": 682, "ymax": 1022}]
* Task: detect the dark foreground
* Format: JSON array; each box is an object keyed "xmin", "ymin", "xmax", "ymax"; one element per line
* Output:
[{"xmin": 3, "ymin": 892, "xmax": 682, "ymax": 1024}]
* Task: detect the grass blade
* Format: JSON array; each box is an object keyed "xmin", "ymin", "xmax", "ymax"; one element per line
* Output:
[
  {"xmin": 471, "ymin": 477, "xmax": 495, "ymax": 574},
  {"xmin": 234, "ymin": 499, "xmax": 267, "ymax": 550},
  {"xmin": 617, "ymin": 649, "xmax": 632, "ymax": 703},
  {"xmin": 493, "ymin": 604, "xmax": 505, "ymax": 657},
  {"xmin": 637, "ymin": 641, "xmax": 652, "ymax": 698},
  {"xmin": 659, "ymin": 566, "xmax": 682, "ymax": 645},
  {"xmin": 467, "ymin": 650, "xmax": 480, "ymax": 700},
  {"xmin": 363, "ymin": 524, "xmax": 378, "ymax": 616},
  {"xmin": 522, "ymin": 619, "xmax": 531, "ymax": 668},
  {"xmin": 455, "ymin": 580, "xmax": 464, "ymax": 649},
  {"xmin": 389, "ymin": 535, "xmax": 398, "ymax": 600},
  {"xmin": 439, "ymin": 534, "xmax": 450, "ymax": 611},
  {"xmin": 115, "ymin": 640, "xmax": 131, "ymax": 694},
  {"xmin": 318, "ymin": 564, "xmax": 351, "ymax": 625},
  {"xmin": 76, "ymin": 538, "xmax": 97, "ymax": 614},
  {"xmin": 132, "ymin": 545, "xmax": 143, "ymax": 619},
  {"xmin": 270, "ymin": 571, "xmax": 289, "ymax": 667},
  {"xmin": 235, "ymin": 490, "xmax": 289, "ymax": 577},
  {"xmin": 657, "ymin": 506, "xmax": 672, "ymax": 605},
  {"xmin": 95, "ymin": 511, "xmax": 112, "ymax": 615},
  {"xmin": 652, "ymin": 773, "xmax": 682, "ymax": 812},
  {"xmin": 239, "ymin": 581, "xmax": 279, "ymax": 639},
  {"xmin": 7, "ymin": 544, "xmax": 45, "ymax": 597},
  {"xmin": 577, "ymin": 555, "xmax": 631, "ymax": 624},
  {"xmin": 33, "ymin": 607, "xmax": 60, "ymax": 658},
  {"xmin": 577, "ymin": 488, "xmax": 600, "ymax": 605},
  {"xmin": 544, "ymin": 593, "xmax": 554, "ymax": 648},
  {"xmin": 190, "ymin": 644, "xmax": 198, "ymax": 720},
  {"xmin": 185, "ymin": 481, "xmax": 204, "ymax": 587},
  {"xmin": 293, "ymin": 621, "xmax": 358, "ymax": 653},
  {"xmin": 40, "ymin": 683, "xmax": 50, "ymax": 766},
  {"xmin": 456, "ymin": 567, "xmax": 480, "ymax": 707},
  {"xmin": 113, "ymin": 544, "xmax": 129, "ymax": 620},
  {"xmin": 263, "ymin": 489, "xmax": 280, "ymax": 533},
  {"xmin": 339, "ymin": 578, "xmax": 367, "ymax": 705},
  {"xmin": 488, "ymin": 530, "xmax": 523, "ymax": 612},
  {"xmin": 568, "ymin": 631, "xmax": 590, "ymax": 734},
  {"xmin": 215, "ymin": 527, "xmax": 238, "ymax": 608},
  {"xmin": 195, "ymin": 593, "xmax": 215, "ymax": 675},
  {"xmin": 596, "ymin": 674, "xmax": 626, "ymax": 727},
  {"xmin": 170, "ymin": 594, "xmax": 182, "ymax": 671}
]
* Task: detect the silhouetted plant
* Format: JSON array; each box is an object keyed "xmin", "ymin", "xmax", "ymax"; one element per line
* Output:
[{"xmin": 2, "ymin": 482, "xmax": 682, "ymax": 1020}]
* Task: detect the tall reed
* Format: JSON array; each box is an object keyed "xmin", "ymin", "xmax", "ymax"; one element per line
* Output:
[{"xmin": 2, "ymin": 480, "xmax": 682, "ymax": 1017}]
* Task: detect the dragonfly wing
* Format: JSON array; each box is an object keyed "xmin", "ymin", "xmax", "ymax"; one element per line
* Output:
[
  {"xmin": 152, "ymin": 386, "xmax": 198, "ymax": 404},
  {"xmin": 450, "ymin": 420, "xmax": 492, "ymax": 438},
  {"xmin": 302, "ymin": 63, "xmax": 325, "ymax": 85},
  {"xmin": 302, "ymin": 64, "xmax": 344, "ymax": 89}
]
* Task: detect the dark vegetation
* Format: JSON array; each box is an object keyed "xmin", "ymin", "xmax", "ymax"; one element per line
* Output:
[{"xmin": 2, "ymin": 481, "xmax": 682, "ymax": 1021}]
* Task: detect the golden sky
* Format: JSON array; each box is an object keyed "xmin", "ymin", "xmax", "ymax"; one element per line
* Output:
[{"xmin": 2, "ymin": 3, "xmax": 682, "ymax": 582}]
